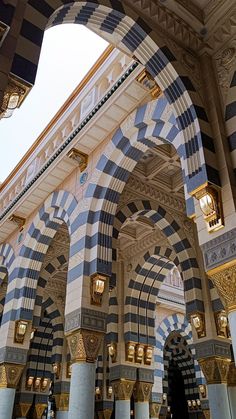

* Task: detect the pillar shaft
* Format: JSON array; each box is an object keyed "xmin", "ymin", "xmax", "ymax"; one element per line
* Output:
[
  {"xmin": 228, "ymin": 311, "xmax": 236, "ymax": 359},
  {"xmin": 0, "ymin": 388, "xmax": 15, "ymax": 419},
  {"xmin": 68, "ymin": 362, "xmax": 96, "ymax": 419},
  {"xmin": 134, "ymin": 401, "xmax": 149, "ymax": 419},
  {"xmin": 208, "ymin": 384, "xmax": 231, "ymax": 419},
  {"xmin": 115, "ymin": 400, "xmax": 130, "ymax": 419},
  {"xmin": 57, "ymin": 412, "xmax": 68, "ymax": 419},
  {"xmin": 0, "ymin": 363, "xmax": 24, "ymax": 419}
]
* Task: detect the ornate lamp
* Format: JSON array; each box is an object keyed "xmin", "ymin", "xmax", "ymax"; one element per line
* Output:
[
  {"xmin": 14, "ymin": 320, "xmax": 28, "ymax": 343},
  {"xmin": 194, "ymin": 185, "xmax": 224, "ymax": 232}
]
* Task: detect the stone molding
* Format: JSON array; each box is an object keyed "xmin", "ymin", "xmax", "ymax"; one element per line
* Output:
[
  {"xmin": 65, "ymin": 308, "xmax": 107, "ymax": 333},
  {"xmin": 133, "ymin": 381, "xmax": 153, "ymax": 402},
  {"xmin": 215, "ymin": 43, "xmax": 236, "ymax": 103},
  {"xmin": 67, "ymin": 329, "xmax": 103, "ymax": 363},
  {"xmin": 110, "ymin": 365, "xmax": 137, "ymax": 382},
  {"xmin": 0, "ymin": 363, "xmax": 24, "ymax": 389},
  {"xmin": 201, "ymin": 228, "xmax": 236, "ymax": 271},
  {"xmin": 209, "ymin": 264, "xmax": 236, "ymax": 311},
  {"xmin": 199, "ymin": 357, "xmax": 231, "ymax": 384},
  {"xmin": 112, "ymin": 379, "xmax": 135, "ymax": 401},
  {"xmin": 0, "ymin": 346, "xmax": 28, "ymax": 364},
  {"xmin": 194, "ymin": 339, "xmax": 231, "ymax": 359}
]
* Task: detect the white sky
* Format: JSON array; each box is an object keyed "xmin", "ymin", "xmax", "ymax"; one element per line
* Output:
[{"xmin": 0, "ymin": 24, "xmax": 108, "ymax": 182}]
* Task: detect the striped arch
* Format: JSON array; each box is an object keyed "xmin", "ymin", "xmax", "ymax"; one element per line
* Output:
[
  {"xmin": 9, "ymin": 1, "xmax": 218, "ymax": 190},
  {"xmin": 163, "ymin": 333, "xmax": 199, "ymax": 398},
  {"xmin": 27, "ymin": 296, "xmax": 64, "ymax": 379},
  {"xmin": 1, "ymin": 190, "xmax": 77, "ymax": 326},
  {"xmin": 124, "ymin": 249, "xmax": 179, "ymax": 345},
  {"xmin": 32, "ymin": 253, "xmax": 68, "ymax": 327},
  {"xmin": 208, "ymin": 278, "xmax": 224, "ymax": 314},
  {"xmin": 225, "ymin": 70, "xmax": 236, "ymax": 171},
  {"xmin": 153, "ymin": 314, "xmax": 204, "ymax": 396},
  {"xmin": 0, "ymin": 243, "xmax": 15, "ymax": 324}
]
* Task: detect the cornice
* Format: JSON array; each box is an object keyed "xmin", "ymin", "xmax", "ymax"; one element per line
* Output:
[{"xmin": 119, "ymin": 230, "xmax": 168, "ymax": 260}]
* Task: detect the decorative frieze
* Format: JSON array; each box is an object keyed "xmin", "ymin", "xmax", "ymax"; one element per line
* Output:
[
  {"xmin": 199, "ymin": 357, "xmax": 231, "ymax": 384},
  {"xmin": 65, "ymin": 307, "xmax": 107, "ymax": 333},
  {"xmin": 209, "ymin": 264, "xmax": 236, "ymax": 312},
  {"xmin": 67, "ymin": 329, "xmax": 103, "ymax": 363},
  {"xmin": 201, "ymin": 228, "xmax": 236, "ymax": 272}
]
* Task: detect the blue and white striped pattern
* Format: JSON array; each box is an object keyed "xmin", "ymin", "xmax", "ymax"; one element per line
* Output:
[
  {"xmin": 27, "ymin": 296, "xmax": 64, "ymax": 379},
  {"xmin": 0, "ymin": 243, "xmax": 15, "ymax": 324},
  {"xmin": 225, "ymin": 70, "xmax": 236, "ymax": 171},
  {"xmin": 9, "ymin": 1, "xmax": 219, "ymax": 194},
  {"xmin": 154, "ymin": 314, "xmax": 204, "ymax": 395},
  {"xmin": 1, "ymin": 190, "xmax": 78, "ymax": 326}
]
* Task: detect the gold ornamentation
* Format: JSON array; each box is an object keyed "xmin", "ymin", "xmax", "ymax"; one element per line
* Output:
[
  {"xmin": 192, "ymin": 184, "xmax": 224, "ymax": 233},
  {"xmin": 144, "ymin": 345, "xmax": 153, "ymax": 365},
  {"xmin": 125, "ymin": 342, "xmax": 135, "ymax": 362},
  {"xmin": 214, "ymin": 310, "xmax": 230, "ymax": 338},
  {"xmin": 202, "ymin": 409, "xmax": 211, "ymax": 419},
  {"xmin": 209, "ymin": 264, "xmax": 236, "ymax": 312},
  {"xmin": 135, "ymin": 344, "xmax": 144, "ymax": 363},
  {"xmin": 15, "ymin": 403, "xmax": 31, "ymax": 417},
  {"xmin": 98, "ymin": 410, "xmax": 113, "ymax": 419},
  {"xmin": 35, "ymin": 403, "xmax": 47, "ymax": 419},
  {"xmin": 133, "ymin": 381, "xmax": 153, "ymax": 403},
  {"xmin": 190, "ymin": 312, "xmax": 206, "ymax": 338},
  {"xmin": 67, "ymin": 148, "xmax": 88, "ymax": 172},
  {"xmin": 150, "ymin": 402, "xmax": 161, "ymax": 418},
  {"xmin": 1, "ymin": 74, "xmax": 31, "ymax": 118},
  {"xmin": 54, "ymin": 393, "xmax": 69, "ymax": 411},
  {"xmin": 90, "ymin": 273, "xmax": 107, "ymax": 306},
  {"xmin": 112, "ymin": 379, "xmax": 135, "ymax": 400},
  {"xmin": 14, "ymin": 320, "xmax": 28, "ymax": 343},
  {"xmin": 9, "ymin": 214, "xmax": 26, "ymax": 231},
  {"xmin": 199, "ymin": 357, "xmax": 231, "ymax": 384},
  {"xmin": 227, "ymin": 362, "xmax": 236, "ymax": 386},
  {"xmin": 108, "ymin": 342, "xmax": 117, "ymax": 363},
  {"xmin": 136, "ymin": 70, "xmax": 162, "ymax": 98},
  {"xmin": 67, "ymin": 329, "xmax": 103, "ymax": 363},
  {"xmin": 0, "ymin": 363, "xmax": 24, "ymax": 388}
]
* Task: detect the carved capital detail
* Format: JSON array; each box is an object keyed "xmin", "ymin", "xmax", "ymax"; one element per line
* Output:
[
  {"xmin": 98, "ymin": 409, "xmax": 113, "ymax": 419},
  {"xmin": 150, "ymin": 402, "xmax": 161, "ymax": 417},
  {"xmin": 15, "ymin": 403, "xmax": 31, "ymax": 417},
  {"xmin": 209, "ymin": 264, "xmax": 236, "ymax": 312},
  {"xmin": 0, "ymin": 363, "xmax": 24, "ymax": 388},
  {"xmin": 35, "ymin": 404, "xmax": 47, "ymax": 419},
  {"xmin": 67, "ymin": 329, "xmax": 103, "ymax": 363},
  {"xmin": 112, "ymin": 379, "xmax": 135, "ymax": 400},
  {"xmin": 199, "ymin": 357, "xmax": 231, "ymax": 384},
  {"xmin": 133, "ymin": 381, "xmax": 153, "ymax": 402},
  {"xmin": 54, "ymin": 393, "xmax": 69, "ymax": 411},
  {"xmin": 227, "ymin": 362, "xmax": 236, "ymax": 387}
]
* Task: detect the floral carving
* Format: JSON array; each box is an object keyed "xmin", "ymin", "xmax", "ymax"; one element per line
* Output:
[
  {"xmin": 133, "ymin": 381, "xmax": 153, "ymax": 402},
  {"xmin": 199, "ymin": 357, "xmax": 230, "ymax": 384},
  {"xmin": 67, "ymin": 329, "xmax": 103, "ymax": 363},
  {"xmin": 0, "ymin": 363, "xmax": 24, "ymax": 388},
  {"xmin": 112, "ymin": 380, "xmax": 135, "ymax": 400},
  {"xmin": 210, "ymin": 264, "xmax": 236, "ymax": 311}
]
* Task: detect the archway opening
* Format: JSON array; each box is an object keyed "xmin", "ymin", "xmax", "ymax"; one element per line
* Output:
[{"xmin": 168, "ymin": 359, "xmax": 189, "ymax": 419}]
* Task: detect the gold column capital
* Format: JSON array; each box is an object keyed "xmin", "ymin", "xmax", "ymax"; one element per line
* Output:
[
  {"xmin": 208, "ymin": 263, "xmax": 236, "ymax": 312},
  {"xmin": 202, "ymin": 410, "xmax": 211, "ymax": 419},
  {"xmin": 227, "ymin": 362, "xmax": 236, "ymax": 386},
  {"xmin": 198, "ymin": 357, "xmax": 231, "ymax": 384},
  {"xmin": 98, "ymin": 409, "xmax": 113, "ymax": 419},
  {"xmin": 133, "ymin": 381, "xmax": 153, "ymax": 403},
  {"xmin": 150, "ymin": 402, "xmax": 161, "ymax": 417},
  {"xmin": 35, "ymin": 403, "xmax": 47, "ymax": 419},
  {"xmin": 67, "ymin": 329, "xmax": 103, "ymax": 363},
  {"xmin": 112, "ymin": 379, "xmax": 135, "ymax": 401},
  {"xmin": 0, "ymin": 363, "xmax": 24, "ymax": 389},
  {"xmin": 15, "ymin": 403, "xmax": 31, "ymax": 417},
  {"xmin": 54, "ymin": 393, "xmax": 69, "ymax": 411}
]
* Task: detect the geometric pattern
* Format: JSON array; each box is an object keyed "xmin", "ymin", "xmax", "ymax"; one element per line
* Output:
[{"xmin": 154, "ymin": 314, "xmax": 205, "ymax": 396}]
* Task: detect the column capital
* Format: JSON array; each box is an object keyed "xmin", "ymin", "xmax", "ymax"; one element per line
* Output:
[
  {"xmin": 198, "ymin": 357, "xmax": 231, "ymax": 384},
  {"xmin": 35, "ymin": 403, "xmax": 47, "ymax": 419},
  {"xmin": 0, "ymin": 363, "xmax": 24, "ymax": 389},
  {"xmin": 97, "ymin": 409, "xmax": 113, "ymax": 419},
  {"xmin": 208, "ymin": 263, "xmax": 236, "ymax": 312},
  {"xmin": 54, "ymin": 393, "xmax": 69, "ymax": 411},
  {"xmin": 149, "ymin": 402, "xmax": 161, "ymax": 417},
  {"xmin": 112, "ymin": 379, "xmax": 135, "ymax": 400},
  {"xmin": 67, "ymin": 329, "xmax": 103, "ymax": 363},
  {"xmin": 227, "ymin": 362, "xmax": 236, "ymax": 386},
  {"xmin": 133, "ymin": 381, "xmax": 153, "ymax": 402},
  {"xmin": 15, "ymin": 402, "xmax": 31, "ymax": 418}
]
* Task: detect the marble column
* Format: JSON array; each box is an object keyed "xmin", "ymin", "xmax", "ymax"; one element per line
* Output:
[
  {"xmin": 133, "ymin": 381, "xmax": 152, "ymax": 419},
  {"xmin": 112, "ymin": 380, "xmax": 135, "ymax": 419},
  {"xmin": 67, "ymin": 329, "xmax": 103, "ymax": 419},
  {"xmin": 227, "ymin": 362, "xmax": 236, "ymax": 418},
  {"xmin": 0, "ymin": 363, "xmax": 24, "ymax": 419},
  {"xmin": 199, "ymin": 357, "xmax": 231, "ymax": 419}
]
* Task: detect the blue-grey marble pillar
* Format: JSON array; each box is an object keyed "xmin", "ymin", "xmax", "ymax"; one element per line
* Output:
[
  {"xmin": 57, "ymin": 412, "xmax": 68, "ymax": 419},
  {"xmin": 68, "ymin": 362, "xmax": 96, "ymax": 419},
  {"xmin": 115, "ymin": 400, "xmax": 130, "ymax": 419},
  {"xmin": 134, "ymin": 401, "xmax": 149, "ymax": 419},
  {"xmin": 208, "ymin": 384, "xmax": 231, "ymax": 419},
  {"xmin": 0, "ymin": 388, "xmax": 16, "ymax": 419}
]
